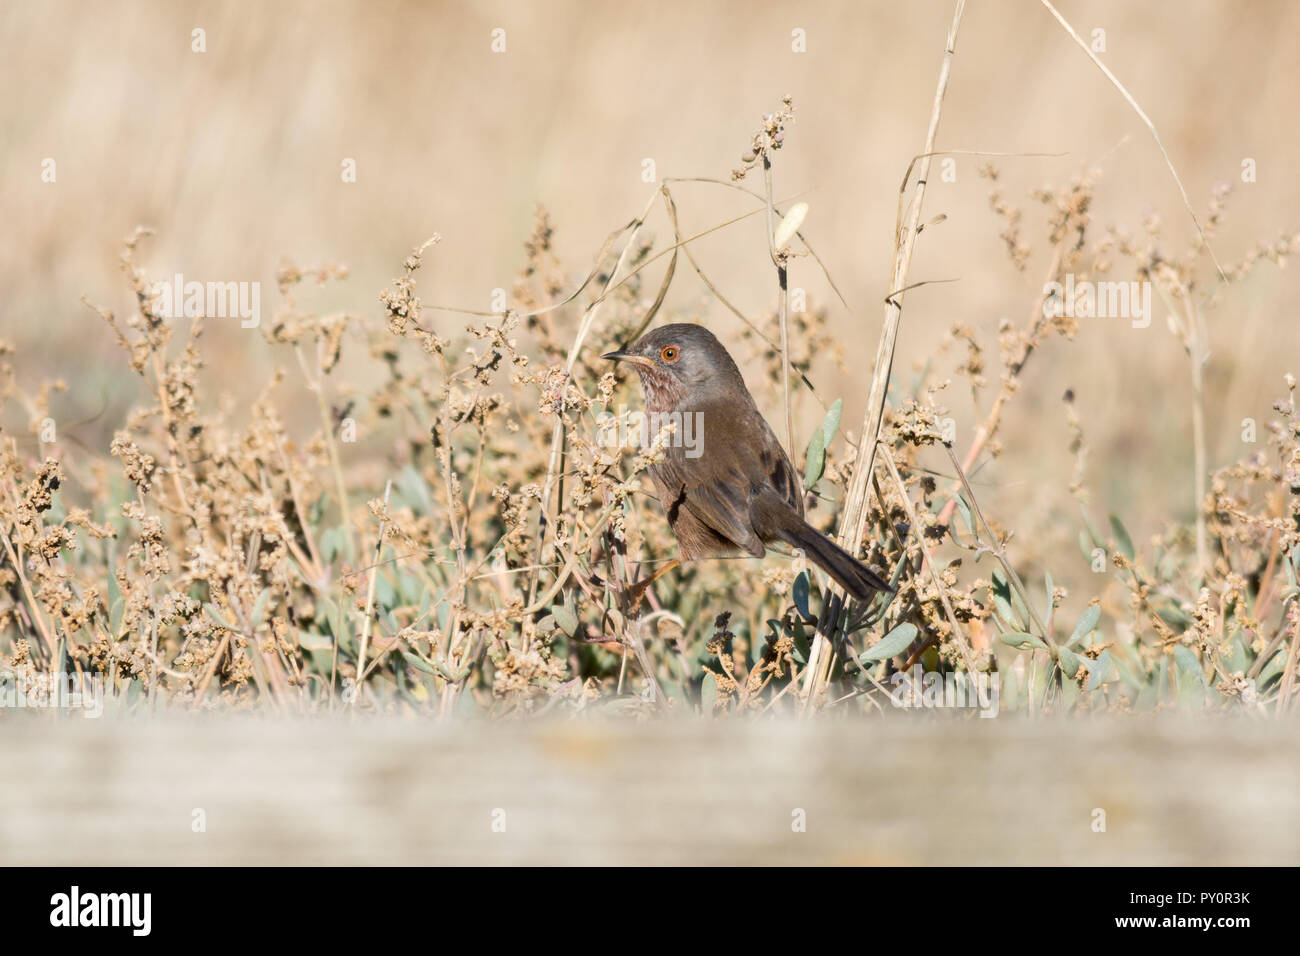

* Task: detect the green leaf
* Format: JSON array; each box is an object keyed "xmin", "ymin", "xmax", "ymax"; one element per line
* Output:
[
  {"xmin": 802, "ymin": 399, "xmax": 844, "ymax": 491},
  {"xmin": 204, "ymin": 603, "xmax": 236, "ymax": 630},
  {"xmin": 1113, "ymin": 654, "xmax": 1143, "ymax": 691},
  {"xmin": 457, "ymin": 687, "xmax": 481, "ymax": 716},
  {"xmin": 953, "ymin": 492, "xmax": 976, "ymax": 536},
  {"xmin": 320, "ymin": 526, "xmax": 344, "ymax": 565},
  {"xmin": 1010, "ymin": 587, "xmax": 1032, "ymax": 634},
  {"xmin": 700, "ymin": 672, "xmax": 717, "ymax": 713},
  {"xmin": 298, "ymin": 630, "xmax": 334, "ymax": 652},
  {"xmin": 396, "ymin": 463, "xmax": 434, "ymax": 516},
  {"xmin": 819, "ymin": 398, "xmax": 844, "ymax": 448},
  {"xmin": 1258, "ymin": 649, "xmax": 1288, "ymax": 686},
  {"xmin": 1172, "ymin": 645, "xmax": 1206, "ymax": 686},
  {"xmin": 802, "ymin": 428, "xmax": 826, "ymax": 490},
  {"xmin": 1057, "ymin": 645, "xmax": 1086, "ymax": 679},
  {"xmin": 1084, "ymin": 650, "xmax": 1119, "ymax": 692},
  {"xmin": 401, "ymin": 651, "xmax": 438, "ymax": 675},
  {"xmin": 323, "ymin": 598, "xmax": 355, "ymax": 654},
  {"xmin": 398, "ymin": 570, "xmax": 423, "ymax": 606},
  {"xmin": 991, "ymin": 568, "xmax": 1030, "ymax": 630},
  {"xmin": 1109, "ymin": 513, "xmax": 1135, "ymax": 561},
  {"xmin": 991, "ymin": 596, "xmax": 1016, "ymax": 632},
  {"xmin": 860, "ymin": 622, "xmax": 918, "ymax": 663},
  {"xmin": 550, "ymin": 603, "xmax": 578, "ymax": 637},
  {"xmin": 1221, "ymin": 629, "xmax": 1249, "ymax": 673},
  {"xmin": 792, "ymin": 571, "xmax": 811, "ymax": 619},
  {"xmin": 1068, "ymin": 604, "xmax": 1102, "ymax": 647},
  {"xmin": 1156, "ymin": 603, "xmax": 1193, "ymax": 628},
  {"xmin": 1000, "ymin": 631, "xmax": 1047, "ymax": 650},
  {"xmin": 791, "ymin": 618, "xmax": 809, "ymax": 665},
  {"xmin": 375, "ymin": 573, "xmax": 397, "ymax": 612}
]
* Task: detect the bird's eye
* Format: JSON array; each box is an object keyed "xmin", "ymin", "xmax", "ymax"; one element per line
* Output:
[{"xmin": 660, "ymin": 346, "xmax": 679, "ymax": 363}]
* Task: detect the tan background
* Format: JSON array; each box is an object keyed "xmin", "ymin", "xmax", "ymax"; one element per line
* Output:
[{"xmin": 3, "ymin": 0, "xmax": 1299, "ymax": 549}]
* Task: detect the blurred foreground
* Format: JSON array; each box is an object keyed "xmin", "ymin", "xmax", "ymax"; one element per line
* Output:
[{"xmin": 2, "ymin": 716, "xmax": 1297, "ymax": 865}]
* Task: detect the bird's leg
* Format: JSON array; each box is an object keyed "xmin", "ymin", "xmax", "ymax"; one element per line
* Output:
[
  {"xmin": 817, "ymin": 592, "xmax": 855, "ymax": 684},
  {"xmin": 822, "ymin": 592, "xmax": 883, "ymax": 689},
  {"xmin": 624, "ymin": 558, "xmax": 680, "ymax": 610},
  {"xmin": 843, "ymin": 597, "xmax": 880, "ymax": 635},
  {"xmin": 900, "ymin": 634, "xmax": 940, "ymax": 671}
]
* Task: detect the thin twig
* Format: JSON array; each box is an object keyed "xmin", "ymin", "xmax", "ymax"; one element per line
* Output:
[
  {"xmin": 806, "ymin": 0, "xmax": 967, "ymax": 707},
  {"xmin": 352, "ymin": 480, "xmax": 392, "ymax": 706},
  {"xmin": 762, "ymin": 151, "xmax": 795, "ymax": 460},
  {"xmin": 1038, "ymin": 0, "xmax": 1227, "ymax": 286}
]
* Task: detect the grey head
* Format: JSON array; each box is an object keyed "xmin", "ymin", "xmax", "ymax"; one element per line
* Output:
[{"xmin": 601, "ymin": 323, "xmax": 748, "ymax": 410}]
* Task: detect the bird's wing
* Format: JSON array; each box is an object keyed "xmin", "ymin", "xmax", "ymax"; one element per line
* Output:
[
  {"xmin": 648, "ymin": 401, "xmax": 803, "ymax": 557},
  {"xmin": 652, "ymin": 444, "xmax": 765, "ymax": 557},
  {"xmin": 756, "ymin": 415, "xmax": 803, "ymax": 516}
]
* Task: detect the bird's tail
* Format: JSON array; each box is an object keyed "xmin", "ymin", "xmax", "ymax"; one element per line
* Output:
[{"xmin": 754, "ymin": 491, "xmax": 892, "ymax": 601}]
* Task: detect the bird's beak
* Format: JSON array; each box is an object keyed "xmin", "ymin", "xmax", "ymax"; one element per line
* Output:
[{"xmin": 601, "ymin": 349, "xmax": 655, "ymax": 368}]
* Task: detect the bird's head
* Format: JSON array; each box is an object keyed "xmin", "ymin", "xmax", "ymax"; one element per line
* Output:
[{"xmin": 602, "ymin": 323, "xmax": 743, "ymax": 409}]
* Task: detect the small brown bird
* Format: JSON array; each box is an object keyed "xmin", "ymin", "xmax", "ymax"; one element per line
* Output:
[{"xmin": 603, "ymin": 323, "xmax": 891, "ymax": 601}]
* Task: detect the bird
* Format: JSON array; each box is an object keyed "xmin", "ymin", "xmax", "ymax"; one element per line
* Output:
[{"xmin": 602, "ymin": 323, "xmax": 892, "ymax": 601}]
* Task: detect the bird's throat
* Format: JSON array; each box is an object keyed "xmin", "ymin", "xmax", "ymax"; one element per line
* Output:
[{"xmin": 636, "ymin": 366, "xmax": 686, "ymax": 412}]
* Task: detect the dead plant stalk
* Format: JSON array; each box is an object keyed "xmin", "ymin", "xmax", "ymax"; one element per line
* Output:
[{"xmin": 804, "ymin": 0, "xmax": 967, "ymax": 707}]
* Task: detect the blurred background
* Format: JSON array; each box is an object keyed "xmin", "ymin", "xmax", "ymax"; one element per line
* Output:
[{"xmin": 2, "ymin": 0, "xmax": 1298, "ymax": 557}]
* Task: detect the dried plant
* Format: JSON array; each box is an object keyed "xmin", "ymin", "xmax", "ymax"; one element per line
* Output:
[{"xmin": 2, "ymin": 1, "xmax": 1297, "ymax": 722}]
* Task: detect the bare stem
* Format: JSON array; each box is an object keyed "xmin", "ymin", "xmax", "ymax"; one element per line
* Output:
[
  {"xmin": 806, "ymin": 0, "xmax": 967, "ymax": 707},
  {"xmin": 763, "ymin": 151, "xmax": 795, "ymax": 460},
  {"xmin": 352, "ymin": 480, "xmax": 392, "ymax": 706}
]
